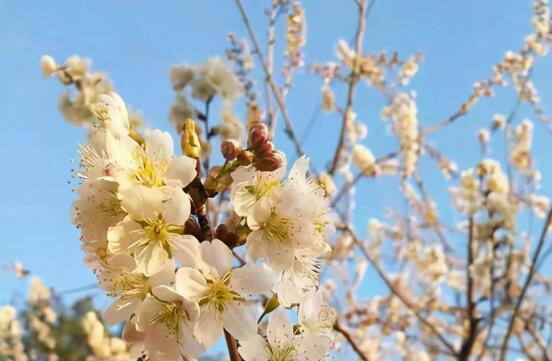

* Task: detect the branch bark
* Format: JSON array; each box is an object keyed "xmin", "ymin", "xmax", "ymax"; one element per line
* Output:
[
  {"xmin": 346, "ymin": 228, "xmax": 458, "ymax": 356},
  {"xmin": 334, "ymin": 319, "xmax": 369, "ymax": 361},
  {"xmin": 328, "ymin": 0, "xmax": 368, "ymax": 175},
  {"xmin": 498, "ymin": 206, "xmax": 552, "ymax": 361},
  {"xmin": 234, "ymin": 0, "xmax": 305, "ymax": 157}
]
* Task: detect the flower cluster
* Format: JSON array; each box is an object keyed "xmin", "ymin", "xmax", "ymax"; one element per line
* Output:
[
  {"xmin": 45, "ymin": 59, "xmax": 336, "ymax": 360},
  {"xmin": 0, "ymin": 306, "xmax": 26, "ymax": 361},
  {"xmin": 170, "ymin": 57, "xmax": 244, "ymax": 142},
  {"xmin": 381, "ymin": 92, "xmax": 419, "ymax": 177}
]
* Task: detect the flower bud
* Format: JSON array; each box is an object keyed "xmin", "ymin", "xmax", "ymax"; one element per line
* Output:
[
  {"xmin": 255, "ymin": 150, "xmax": 285, "ymax": 171},
  {"xmin": 184, "ymin": 218, "xmax": 202, "ymax": 239},
  {"xmin": 40, "ymin": 55, "xmax": 58, "ymax": 77},
  {"xmin": 237, "ymin": 150, "xmax": 254, "ymax": 166},
  {"xmin": 221, "ymin": 139, "xmax": 240, "ymax": 161},
  {"xmin": 215, "ymin": 224, "xmax": 241, "ymax": 249},
  {"xmin": 181, "ymin": 118, "xmax": 201, "ymax": 158},
  {"xmin": 249, "ymin": 122, "xmax": 269, "ymax": 147},
  {"xmin": 255, "ymin": 140, "xmax": 274, "ymax": 155}
]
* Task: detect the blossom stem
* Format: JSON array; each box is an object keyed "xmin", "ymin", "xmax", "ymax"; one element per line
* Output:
[{"xmin": 224, "ymin": 329, "xmax": 242, "ymax": 361}]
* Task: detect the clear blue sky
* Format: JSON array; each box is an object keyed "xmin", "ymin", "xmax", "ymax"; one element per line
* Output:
[{"xmin": 1, "ymin": 1, "xmax": 551, "ymax": 357}]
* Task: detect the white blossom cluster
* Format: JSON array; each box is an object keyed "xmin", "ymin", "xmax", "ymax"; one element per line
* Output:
[
  {"xmin": 45, "ymin": 78, "xmax": 336, "ymax": 360},
  {"xmin": 170, "ymin": 57, "xmax": 244, "ymax": 141}
]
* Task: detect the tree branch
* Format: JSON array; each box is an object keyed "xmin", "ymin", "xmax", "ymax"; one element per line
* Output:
[
  {"xmin": 328, "ymin": 0, "xmax": 368, "ymax": 175},
  {"xmin": 345, "ymin": 227, "xmax": 458, "ymax": 356},
  {"xmin": 334, "ymin": 319, "xmax": 369, "ymax": 361},
  {"xmin": 498, "ymin": 206, "xmax": 552, "ymax": 361},
  {"xmin": 234, "ymin": 0, "xmax": 305, "ymax": 157}
]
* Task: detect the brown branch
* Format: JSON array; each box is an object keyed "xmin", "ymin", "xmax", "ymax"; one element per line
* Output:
[
  {"xmin": 328, "ymin": 0, "xmax": 368, "ymax": 175},
  {"xmin": 224, "ymin": 329, "xmax": 243, "ymax": 361},
  {"xmin": 345, "ymin": 228, "xmax": 458, "ymax": 356},
  {"xmin": 234, "ymin": 0, "xmax": 305, "ymax": 157},
  {"xmin": 334, "ymin": 319, "xmax": 369, "ymax": 361},
  {"xmin": 458, "ymin": 217, "xmax": 480, "ymax": 361},
  {"xmin": 498, "ymin": 206, "xmax": 552, "ymax": 361},
  {"xmin": 266, "ymin": 2, "xmax": 278, "ymax": 138}
]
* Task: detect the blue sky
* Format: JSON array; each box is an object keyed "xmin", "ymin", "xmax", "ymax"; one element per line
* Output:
[{"xmin": 1, "ymin": 0, "xmax": 551, "ymax": 358}]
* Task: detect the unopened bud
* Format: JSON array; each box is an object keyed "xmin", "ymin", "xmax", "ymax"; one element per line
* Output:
[
  {"xmin": 181, "ymin": 119, "xmax": 201, "ymax": 158},
  {"xmin": 41, "ymin": 55, "xmax": 58, "ymax": 77},
  {"xmin": 249, "ymin": 123, "xmax": 269, "ymax": 147},
  {"xmin": 184, "ymin": 218, "xmax": 202, "ymax": 239},
  {"xmin": 255, "ymin": 150, "xmax": 285, "ymax": 172},
  {"xmin": 255, "ymin": 140, "xmax": 274, "ymax": 156},
  {"xmin": 237, "ymin": 150, "xmax": 254, "ymax": 166},
  {"xmin": 215, "ymin": 224, "xmax": 241, "ymax": 249},
  {"xmin": 221, "ymin": 139, "xmax": 241, "ymax": 161}
]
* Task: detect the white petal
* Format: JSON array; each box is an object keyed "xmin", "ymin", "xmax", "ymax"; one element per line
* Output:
[
  {"xmin": 149, "ymin": 258, "xmax": 176, "ymax": 287},
  {"xmin": 200, "ymin": 239, "xmax": 233, "ymax": 276},
  {"xmin": 144, "ymin": 129, "xmax": 174, "ymax": 162},
  {"xmin": 107, "ymin": 218, "xmax": 141, "ymax": 255},
  {"xmin": 136, "ymin": 243, "xmax": 168, "ymax": 276},
  {"xmin": 222, "ymin": 302, "xmax": 257, "ymax": 341},
  {"xmin": 151, "ymin": 285, "xmax": 182, "ymax": 303},
  {"xmin": 231, "ymin": 263, "xmax": 275, "ymax": 297},
  {"xmin": 104, "ymin": 298, "xmax": 140, "ymax": 326},
  {"xmin": 135, "ymin": 294, "xmax": 163, "ymax": 332},
  {"xmin": 194, "ymin": 307, "xmax": 223, "ymax": 346},
  {"xmin": 266, "ymin": 308, "xmax": 293, "ymax": 347},
  {"xmin": 175, "ymin": 267, "xmax": 209, "ymax": 300},
  {"xmin": 166, "ymin": 156, "xmax": 197, "ymax": 188},
  {"xmin": 296, "ymin": 333, "xmax": 331, "ymax": 361},
  {"xmin": 119, "ymin": 185, "xmax": 166, "ymax": 221},
  {"xmin": 238, "ymin": 334, "xmax": 269, "ymax": 361},
  {"xmin": 163, "ymin": 188, "xmax": 191, "ymax": 225},
  {"xmin": 298, "ymin": 290, "xmax": 322, "ymax": 323},
  {"xmin": 144, "ymin": 324, "xmax": 182, "ymax": 361},
  {"xmin": 274, "ymin": 277, "xmax": 303, "ymax": 308},
  {"xmin": 172, "ymin": 235, "xmax": 204, "ymax": 269}
]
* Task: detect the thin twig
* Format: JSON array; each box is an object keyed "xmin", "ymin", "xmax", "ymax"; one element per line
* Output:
[
  {"xmin": 266, "ymin": 2, "xmax": 279, "ymax": 138},
  {"xmin": 498, "ymin": 206, "xmax": 552, "ymax": 361},
  {"xmin": 334, "ymin": 319, "xmax": 369, "ymax": 361},
  {"xmin": 234, "ymin": 0, "xmax": 305, "ymax": 157},
  {"xmin": 346, "ymin": 228, "xmax": 458, "ymax": 355},
  {"xmin": 328, "ymin": 0, "xmax": 368, "ymax": 175},
  {"xmin": 224, "ymin": 329, "xmax": 243, "ymax": 361}
]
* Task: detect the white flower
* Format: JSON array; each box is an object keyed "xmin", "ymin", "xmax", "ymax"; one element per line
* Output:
[
  {"xmin": 107, "ymin": 185, "xmax": 198, "ymax": 275},
  {"xmin": 239, "ymin": 309, "xmax": 331, "ymax": 361},
  {"xmin": 191, "ymin": 57, "xmax": 243, "ymax": 101},
  {"xmin": 73, "ymin": 178, "xmax": 126, "ymax": 260},
  {"xmin": 40, "ymin": 55, "xmax": 58, "ymax": 77},
  {"xmin": 100, "ymin": 256, "xmax": 176, "ymax": 325},
  {"xmin": 123, "ymin": 128, "xmax": 197, "ymax": 189},
  {"xmin": 176, "ymin": 239, "xmax": 274, "ymax": 346},
  {"xmin": 298, "ymin": 291, "xmax": 336, "ymax": 340},
  {"xmin": 246, "ymin": 157, "xmax": 333, "ymax": 269},
  {"xmin": 133, "ymin": 286, "xmax": 203, "ymax": 361},
  {"xmin": 273, "ymin": 241, "xmax": 330, "ymax": 307},
  {"xmin": 231, "ymin": 165, "xmax": 285, "ymax": 218},
  {"xmin": 91, "ymin": 92, "xmax": 131, "ymax": 138}
]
